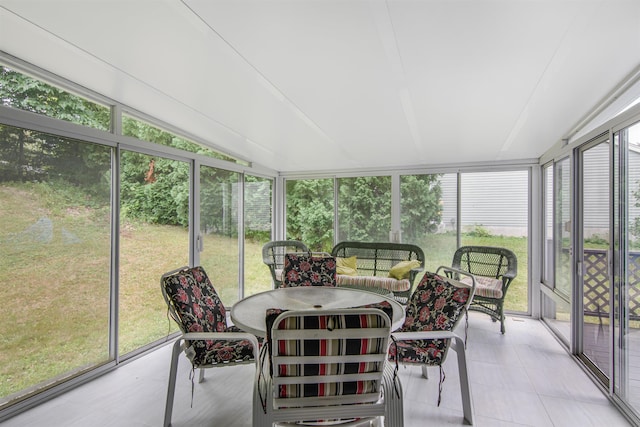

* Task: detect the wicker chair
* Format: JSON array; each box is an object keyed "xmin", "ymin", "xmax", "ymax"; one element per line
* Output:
[
  {"xmin": 160, "ymin": 266, "xmax": 259, "ymax": 427},
  {"xmin": 451, "ymin": 246, "xmax": 518, "ymax": 334},
  {"xmin": 262, "ymin": 240, "xmax": 309, "ymax": 288}
]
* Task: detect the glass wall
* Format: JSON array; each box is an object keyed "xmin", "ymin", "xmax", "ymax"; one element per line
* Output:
[
  {"xmin": 542, "ymin": 163, "xmax": 554, "ymax": 285},
  {"xmin": 400, "ymin": 173, "xmax": 457, "ymax": 272},
  {"xmin": 122, "ymin": 114, "xmax": 241, "ymax": 163},
  {"xmin": 461, "ymin": 170, "xmax": 529, "ymax": 313},
  {"xmin": 579, "ymin": 140, "xmax": 611, "ymax": 379},
  {"xmin": 0, "ymin": 65, "xmax": 110, "ymax": 131},
  {"xmin": 615, "ymin": 120, "xmax": 640, "ymax": 414},
  {"xmin": 285, "ymin": 178, "xmax": 334, "ymax": 252},
  {"xmin": 118, "ymin": 150, "xmax": 189, "ymax": 355},
  {"xmin": 198, "ymin": 165, "xmax": 240, "ymax": 304},
  {"xmin": 541, "ymin": 157, "xmax": 572, "ymax": 344},
  {"xmin": 0, "ymin": 124, "xmax": 112, "ymax": 407},
  {"xmin": 337, "ymin": 176, "xmax": 391, "ymax": 243},
  {"xmin": 244, "ymin": 175, "xmax": 273, "ymax": 297}
]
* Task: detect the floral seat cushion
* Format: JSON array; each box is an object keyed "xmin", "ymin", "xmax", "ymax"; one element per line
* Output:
[
  {"xmin": 283, "ymin": 253, "xmax": 337, "ymax": 287},
  {"xmin": 162, "ymin": 266, "xmax": 256, "ymax": 366}
]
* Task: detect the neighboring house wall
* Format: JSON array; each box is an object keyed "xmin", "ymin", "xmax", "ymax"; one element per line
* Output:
[{"xmin": 440, "ymin": 171, "xmax": 529, "ymax": 237}]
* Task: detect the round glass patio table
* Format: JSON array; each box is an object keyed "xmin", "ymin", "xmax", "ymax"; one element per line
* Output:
[{"xmin": 231, "ymin": 286, "xmax": 405, "ymax": 337}]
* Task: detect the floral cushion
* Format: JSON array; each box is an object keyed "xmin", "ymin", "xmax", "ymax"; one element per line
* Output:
[
  {"xmin": 162, "ymin": 266, "xmax": 256, "ymax": 366},
  {"xmin": 388, "ymin": 271, "xmax": 471, "ymax": 366},
  {"xmin": 282, "ymin": 253, "xmax": 337, "ymax": 287}
]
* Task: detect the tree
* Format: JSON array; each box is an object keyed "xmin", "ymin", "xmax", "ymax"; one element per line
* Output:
[
  {"xmin": 286, "ymin": 179, "xmax": 334, "ymax": 251},
  {"xmin": 0, "ymin": 66, "xmax": 111, "ymax": 189},
  {"xmin": 400, "ymin": 174, "xmax": 442, "ymax": 241}
]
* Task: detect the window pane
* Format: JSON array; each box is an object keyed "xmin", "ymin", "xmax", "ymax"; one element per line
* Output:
[
  {"xmin": 543, "ymin": 164, "xmax": 554, "ymax": 285},
  {"xmin": 338, "ymin": 176, "xmax": 391, "ymax": 243},
  {"xmin": 0, "ymin": 65, "xmax": 110, "ymax": 131},
  {"xmin": 199, "ymin": 166, "xmax": 240, "ymax": 305},
  {"xmin": 122, "ymin": 114, "xmax": 243, "ymax": 164},
  {"xmin": 620, "ymin": 122, "xmax": 640, "ymax": 410},
  {"xmin": 119, "ymin": 151, "xmax": 189, "ymax": 356},
  {"xmin": 555, "ymin": 159, "xmax": 572, "ymax": 299},
  {"xmin": 286, "ymin": 178, "xmax": 334, "ymax": 252},
  {"xmin": 461, "ymin": 170, "xmax": 529, "ymax": 313},
  {"xmin": 0, "ymin": 124, "xmax": 111, "ymax": 407},
  {"xmin": 401, "ymin": 173, "xmax": 457, "ymax": 272},
  {"xmin": 244, "ymin": 175, "xmax": 273, "ymax": 296}
]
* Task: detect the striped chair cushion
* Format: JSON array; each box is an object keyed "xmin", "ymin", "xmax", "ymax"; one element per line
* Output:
[
  {"xmin": 460, "ymin": 275, "xmax": 503, "ymax": 298},
  {"xmin": 336, "ymin": 274, "xmax": 410, "ymax": 292},
  {"xmin": 265, "ymin": 302, "xmax": 392, "ymax": 400}
]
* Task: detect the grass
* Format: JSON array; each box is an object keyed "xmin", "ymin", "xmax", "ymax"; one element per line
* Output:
[
  {"xmin": 0, "ymin": 181, "xmax": 528, "ymax": 403},
  {"xmin": 0, "ymin": 182, "xmax": 274, "ymax": 402},
  {"xmin": 415, "ymin": 233, "xmax": 529, "ymax": 312}
]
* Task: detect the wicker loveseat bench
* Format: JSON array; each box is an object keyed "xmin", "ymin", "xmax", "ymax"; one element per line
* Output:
[{"xmin": 331, "ymin": 241, "xmax": 425, "ymax": 303}]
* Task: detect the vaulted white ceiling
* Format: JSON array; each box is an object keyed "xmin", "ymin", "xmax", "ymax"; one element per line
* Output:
[{"xmin": 1, "ymin": 0, "xmax": 640, "ymax": 173}]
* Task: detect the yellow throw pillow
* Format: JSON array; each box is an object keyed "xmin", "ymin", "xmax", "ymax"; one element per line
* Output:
[
  {"xmin": 388, "ymin": 260, "xmax": 421, "ymax": 279},
  {"xmin": 337, "ymin": 256, "xmax": 358, "ymax": 276}
]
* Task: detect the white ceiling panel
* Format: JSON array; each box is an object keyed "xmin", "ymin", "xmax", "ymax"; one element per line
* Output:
[{"xmin": 1, "ymin": 0, "xmax": 640, "ymax": 172}]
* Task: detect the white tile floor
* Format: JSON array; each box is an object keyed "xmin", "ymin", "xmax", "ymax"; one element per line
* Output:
[{"xmin": 0, "ymin": 312, "xmax": 633, "ymax": 427}]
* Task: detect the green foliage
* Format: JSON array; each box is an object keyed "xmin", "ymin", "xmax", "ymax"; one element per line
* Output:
[
  {"xmin": 122, "ymin": 115, "xmax": 237, "ymax": 163},
  {"xmin": 466, "ymin": 224, "xmax": 493, "ymax": 238},
  {"xmin": 584, "ymin": 234, "xmax": 608, "ymax": 247},
  {"xmin": 120, "ymin": 153, "xmax": 190, "ymax": 226},
  {"xmin": 400, "ymin": 174, "xmax": 442, "ymax": 241},
  {"xmin": 284, "ymin": 175, "xmax": 444, "ymax": 250},
  {"xmin": 0, "ymin": 66, "xmax": 110, "ymax": 130},
  {"xmin": 286, "ymin": 178, "xmax": 334, "ymax": 251},
  {"xmin": 337, "ymin": 176, "xmax": 391, "ymax": 242}
]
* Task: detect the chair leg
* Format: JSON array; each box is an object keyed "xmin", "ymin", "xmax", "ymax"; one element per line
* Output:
[
  {"xmin": 421, "ymin": 365, "xmax": 429, "ymax": 379},
  {"xmin": 451, "ymin": 336, "xmax": 474, "ymax": 425},
  {"xmin": 382, "ymin": 363, "xmax": 404, "ymax": 427},
  {"xmin": 198, "ymin": 368, "xmax": 205, "ymax": 383},
  {"xmin": 164, "ymin": 338, "xmax": 183, "ymax": 427},
  {"xmin": 253, "ymin": 364, "xmax": 270, "ymax": 427}
]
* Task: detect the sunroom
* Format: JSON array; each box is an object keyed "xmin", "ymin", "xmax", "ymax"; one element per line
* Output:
[{"xmin": 1, "ymin": 1, "xmax": 640, "ymax": 426}]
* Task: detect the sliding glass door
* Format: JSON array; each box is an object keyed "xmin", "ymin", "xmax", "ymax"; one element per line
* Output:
[
  {"xmin": 578, "ymin": 138, "xmax": 611, "ymax": 382},
  {"xmin": 614, "ymin": 120, "xmax": 640, "ymax": 412}
]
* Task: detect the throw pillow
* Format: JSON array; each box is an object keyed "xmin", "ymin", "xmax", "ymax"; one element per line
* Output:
[
  {"xmin": 336, "ymin": 256, "xmax": 358, "ymax": 276},
  {"xmin": 388, "ymin": 259, "xmax": 421, "ymax": 279}
]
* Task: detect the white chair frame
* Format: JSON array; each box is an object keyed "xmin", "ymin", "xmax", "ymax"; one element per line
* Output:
[
  {"xmin": 161, "ymin": 266, "xmax": 260, "ymax": 427},
  {"xmin": 254, "ymin": 308, "xmax": 403, "ymax": 427},
  {"xmin": 392, "ymin": 266, "xmax": 476, "ymax": 425}
]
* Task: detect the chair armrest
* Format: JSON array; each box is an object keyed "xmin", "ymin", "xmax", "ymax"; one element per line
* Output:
[
  {"xmin": 392, "ymin": 330, "xmax": 467, "ymax": 353},
  {"xmin": 436, "ymin": 266, "xmax": 477, "ymax": 289},
  {"xmin": 181, "ymin": 332, "xmax": 260, "ymax": 359},
  {"xmin": 393, "ymin": 330, "xmax": 459, "ymax": 341}
]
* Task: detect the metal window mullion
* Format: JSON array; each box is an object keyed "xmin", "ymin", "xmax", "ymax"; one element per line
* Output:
[
  {"xmin": 191, "ymin": 160, "xmax": 199, "ymax": 267},
  {"xmin": 238, "ymin": 174, "xmax": 245, "ymax": 300},
  {"xmin": 110, "ymin": 146, "xmax": 121, "ymax": 362}
]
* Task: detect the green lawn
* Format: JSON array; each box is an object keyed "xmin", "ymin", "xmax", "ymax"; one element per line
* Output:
[
  {"xmin": 0, "ymin": 181, "xmax": 529, "ymax": 403},
  {"xmin": 415, "ymin": 233, "xmax": 529, "ymax": 313}
]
